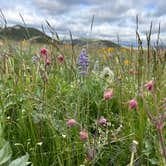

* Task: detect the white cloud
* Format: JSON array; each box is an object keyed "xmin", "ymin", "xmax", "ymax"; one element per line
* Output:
[{"xmin": 0, "ymin": 0, "xmax": 166, "ymax": 44}]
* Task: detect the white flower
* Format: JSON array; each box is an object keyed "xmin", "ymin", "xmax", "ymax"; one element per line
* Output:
[
  {"xmin": 92, "ymin": 60, "xmax": 100, "ymax": 72},
  {"xmin": 131, "ymin": 140, "xmax": 138, "ymax": 153},
  {"xmin": 36, "ymin": 142, "xmax": 43, "ymax": 146},
  {"xmin": 62, "ymin": 134, "xmax": 66, "ymax": 138},
  {"xmin": 7, "ymin": 116, "xmax": 10, "ymax": 120},
  {"xmin": 100, "ymin": 67, "xmax": 114, "ymax": 84}
]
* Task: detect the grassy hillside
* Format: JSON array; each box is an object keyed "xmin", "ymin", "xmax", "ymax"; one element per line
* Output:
[
  {"xmin": 0, "ymin": 25, "xmax": 120, "ymax": 47},
  {"xmin": 71, "ymin": 38, "xmax": 120, "ymax": 48},
  {"xmin": 0, "ymin": 25, "xmax": 51, "ymax": 42}
]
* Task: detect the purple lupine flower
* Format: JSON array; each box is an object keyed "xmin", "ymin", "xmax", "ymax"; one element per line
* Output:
[{"xmin": 78, "ymin": 48, "xmax": 89, "ymax": 74}]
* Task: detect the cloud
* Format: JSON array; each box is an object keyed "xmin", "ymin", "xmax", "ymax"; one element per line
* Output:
[
  {"xmin": 0, "ymin": 0, "xmax": 166, "ymax": 44},
  {"xmin": 34, "ymin": 0, "xmax": 68, "ymax": 14},
  {"xmin": 153, "ymin": 0, "xmax": 166, "ymax": 16}
]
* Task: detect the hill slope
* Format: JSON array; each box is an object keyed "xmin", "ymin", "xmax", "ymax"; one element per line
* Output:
[
  {"xmin": 0, "ymin": 25, "xmax": 51, "ymax": 42},
  {"xmin": 71, "ymin": 38, "xmax": 120, "ymax": 48},
  {"xmin": 0, "ymin": 25, "xmax": 120, "ymax": 47}
]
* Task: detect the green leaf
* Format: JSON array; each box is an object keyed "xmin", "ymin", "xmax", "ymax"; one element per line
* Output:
[
  {"xmin": 144, "ymin": 140, "xmax": 152, "ymax": 151},
  {"xmin": 148, "ymin": 158, "xmax": 159, "ymax": 165},
  {"xmin": 0, "ymin": 142, "xmax": 12, "ymax": 165},
  {"xmin": 31, "ymin": 111, "xmax": 47, "ymax": 124},
  {"xmin": 9, "ymin": 153, "xmax": 29, "ymax": 166}
]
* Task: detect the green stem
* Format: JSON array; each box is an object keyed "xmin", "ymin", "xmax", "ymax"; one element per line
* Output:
[{"xmin": 130, "ymin": 152, "xmax": 134, "ymax": 166}]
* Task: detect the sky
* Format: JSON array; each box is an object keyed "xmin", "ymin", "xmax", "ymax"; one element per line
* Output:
[{"xmin": 0, "ymin": 0, "xmax": 166, "ymax": 45}]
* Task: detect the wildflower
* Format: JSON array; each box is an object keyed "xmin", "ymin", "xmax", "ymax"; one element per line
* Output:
[
  {"xmin": 39, "ymin": 48, "xmax": 51, "ymax": 66},
  {"xmin": 129, "ymin": 99, "xmax": 138, "ymax": 110},
  {"xmin": 124, "ymin": 59, "xmax": 130, "ymax": 65},
  {"xmin": 108, "ymin": 47, "xmax": 111, "ymax": 53},
  {"xmin": 67, "ymin": 119, "xmax": 76, "ymax": 127},
  {"xmin": 78, "ymin": 48, "xmax": 89, "ymax": 74},
  {"xmin": 104, "ymin": 89, "xmax": 113, "ymax": 100},
  {"xmin": 99, "ymin": 117, "xmax": 107, "ymax": 126},
  {"xmin": 7, "ymin": 116, "xmax": 10, "ymax": 120},
  {"xmin": 58, "ymin": 54, "xmax": 64, "ymax": 63},
  {"xmin": 92, "ymin": 60, "xmax": 99, "ymax": 72},
  {"xmin": 102, "ymin": 54, "xmax": 107, "ymax": 61},
  {"xmin": 40, "ymin": 48, "xmax": 48, "ymax": 57},
  {"xmin": 144, "ymin": 80, "xmax": 155, "ymax": 93},
  {"xmin": 100, "ymin": 67, "xmax": 114, "ymax": 83},
  {"xmin": 32, "ymin": 54, "xmax": 39, "ymax": 64},
  {"xmin": 36, "ymin": 142, "xmax": 43, "ymax": 146},
  {"xmin": 79, "ymin": 130, "xmax": 88, "ymax": 142},
  {"xmin": 131, "ymin": 140, "xmax": 139, "ymax": 153},
  {"xmin": 45, "ymin": 58, "xmax": 51, "ymax": 66},
  {"xmin": 62, "ymin": 134, "xmax": 66, "ymax": 138},
  {"xmin": 130, "ymin": 140, "xmax": 138, "ymax": 166}
]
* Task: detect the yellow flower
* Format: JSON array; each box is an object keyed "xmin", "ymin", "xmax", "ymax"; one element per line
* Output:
[
  {"xmin": 108, "ymin": 47, "xmax": 115, "ymax": 53},
  {"xmin": 102, "ymin": 48, "xmax": 106, "ymax": 52},
  {"xmin": 102, "ymin": 54, "xmax": 107, "ymax": 61},
  {"xmin": 21, "ymin": 39, "xmax": 28, "ymax": 47},
  {"xmin": 122, "ymin": 48, "xmax": 126, "ymax": 53},
  {"xmin": 124, "ymin": 59, "xmax": 130, "ymax": 65},
  {"xmin": 108, "ymin": 47, "xmax": 111, "ymax": 53},
  {"xmin": 104, "ymin": 50, "xmax": 107, "ymax": 54}
]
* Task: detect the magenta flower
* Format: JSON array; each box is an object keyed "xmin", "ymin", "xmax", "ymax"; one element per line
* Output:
[
  {"xmin": 129, "ymin": 99, "xmax": 138, "ymax": 110},
  {"xmin": 79, "ymin": 130, "xmax": 88, "ymax": 142},
  {"xmin": 67, "ymin": 119, "xmax": 76, "ymax": 127},
  {"xmin": 58, "ymin": 54, "xmax": 64, "ymax": 63},
  {"xmin": 40, "ymin": 48, "xmax": 48, "ymax": 57},
  {"xmin": 104, "ymin": 89, "xmax": 113, "ymax": 100},
  {"xmin": 45, "ymin": 58, "xmax": 51, "ymax": 66},
  {"xmin": 144, "ymin": 80, "xmax": 155, "ymax": 93},
  {"xmin": 99, "ymin": 117, "xmax": 107, "ymax": 126}
]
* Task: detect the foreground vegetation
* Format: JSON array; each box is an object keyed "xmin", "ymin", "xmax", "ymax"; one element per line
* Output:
[{"xmin": 0, "ymin": 25, "xmax": 166, "ymax": 166}]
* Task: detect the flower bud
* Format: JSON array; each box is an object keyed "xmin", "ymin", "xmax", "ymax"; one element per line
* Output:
[
  {"xmin": 79, "ymin": 130, "xmax": 88, "ymax": 142},
  {"xmin": 129, "ymin": 99, "xmax": 138, "ymax": 110},
  {"xmin": 104, "ymin": 89, "xmax": 113, "ymax": 100},
  {"xmin": 67, "ymin": 119, "xmax": 76, "ymax": 127},
  {"xmin": 144, "ymin": 80, "xmax": 154, "ymax": 93}
]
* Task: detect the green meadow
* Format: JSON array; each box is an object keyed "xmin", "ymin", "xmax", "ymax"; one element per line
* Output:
[{"xmin": 0, "ymin": 22, "xmax": 166, "ymax": 166}]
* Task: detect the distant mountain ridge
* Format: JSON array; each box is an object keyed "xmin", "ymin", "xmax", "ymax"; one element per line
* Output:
[
  {"xmin": 0, "ymin": 25, "xmax": 120, "ymax": 47},
  {"xmin": 69, "ymin": 38, "xmax": 120, "ymax": 48},
  {"xmin": 0, "ymin": 25, "xmax": 51, "ymax": 42}
]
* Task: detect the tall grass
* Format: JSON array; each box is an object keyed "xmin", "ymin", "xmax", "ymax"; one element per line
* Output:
[{"xmin": 0, "ymin": 14, "xmax": 166, "ymax": 166}]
